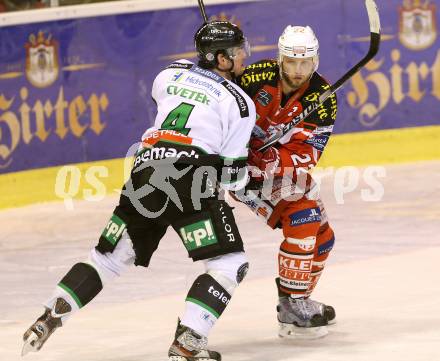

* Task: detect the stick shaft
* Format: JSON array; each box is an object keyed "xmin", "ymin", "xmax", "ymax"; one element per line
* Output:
[{"xmin": 198, "ymin": 0, "xmax": 208, "ymax": 23}]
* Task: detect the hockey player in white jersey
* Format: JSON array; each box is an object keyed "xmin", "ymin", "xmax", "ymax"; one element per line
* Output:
[{"xmin": 22, "ymin": 21, "xmax": 255, "ymax": 361}]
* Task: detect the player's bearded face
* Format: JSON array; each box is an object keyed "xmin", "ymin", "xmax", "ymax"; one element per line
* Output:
[{"xmin": 280, "ymin": 57, "xmax": 315, "ymax": 89}]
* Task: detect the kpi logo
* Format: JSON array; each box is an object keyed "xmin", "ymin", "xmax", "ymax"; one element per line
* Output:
[
  {"xmin": 102, "ymin": 214, "xmax": 127, "ymax": 246},
  {"xmin": 179, "ymin": 219, "xmax": 218, "ymax": 251}
]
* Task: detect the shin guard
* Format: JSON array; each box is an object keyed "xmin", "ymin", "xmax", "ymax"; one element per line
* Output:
[
  {"xmin": 181, "ymin": 273, "xmax": 233, "ymax": 337},
  {"xmin": 278, "ymin": 236, "xmax": 316, "ymax": 297},
  {"xmin": 57, "ymin": 262, "xmax": 103, "ymax": 309},
  {"xmin": 306, "ymin": 223, "xmax": 335, "ymax": 297}
]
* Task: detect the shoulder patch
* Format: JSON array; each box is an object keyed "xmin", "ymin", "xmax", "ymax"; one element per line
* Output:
[
  {"xmin": 167, "ymin": 62, "xmax": 193, "ymax": 70},
  {"xmin": 256, "ymin": 89, "xmax": 273, "ymax": 107},
  {"xmin": 190, "ymin": 66, "xmax": 225, "ymax": 83}
]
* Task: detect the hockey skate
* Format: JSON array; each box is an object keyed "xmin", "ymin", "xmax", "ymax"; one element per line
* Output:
[
  {"xmin": 22, "ymin": 298, "xmax": 71, "ymax": 356},
  {"xmin": 277, "ymin": 296, "xmax": 328, "ymax": 339},
  {"xmin": 168, "ymin": 319, "xmax": 221, "ymax": 361},
  {"xmin": 276, "ymin": 277, "xmax": 336, "ymax": 325}
]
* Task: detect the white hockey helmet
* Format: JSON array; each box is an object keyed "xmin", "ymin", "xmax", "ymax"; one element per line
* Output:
[{"xmin": 278, "ymin": 25, "xmax": 319, "ymax": 71}]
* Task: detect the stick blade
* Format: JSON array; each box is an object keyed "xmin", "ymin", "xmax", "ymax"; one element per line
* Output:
[{"xmin": 366, "ymin": 0, "xmax": 381, "ymax": 34}]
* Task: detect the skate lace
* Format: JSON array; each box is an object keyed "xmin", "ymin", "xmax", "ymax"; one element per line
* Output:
[
  {"xmin": 306, "ymin": 298, "xmax": 323, "ymax": 307},
  {"xmin": 291, "ymin": 298, "xmax": 317, "ymax": 318},
  {"xmin": 181, "ymin": 330, "xmax": 208, "ymax": 351}
]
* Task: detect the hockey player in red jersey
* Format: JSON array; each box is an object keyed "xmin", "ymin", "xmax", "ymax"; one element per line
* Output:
[{"xmin": 236, "ymin": 25, "xmax": 338, "ymax": 339}]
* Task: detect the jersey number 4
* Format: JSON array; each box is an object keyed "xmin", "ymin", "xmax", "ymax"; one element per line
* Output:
[{"xmin": 161, "ymin": 102, "xmax": 194, "ymax": 136}]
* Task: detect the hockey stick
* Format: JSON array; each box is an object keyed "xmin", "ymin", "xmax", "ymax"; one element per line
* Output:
[
  {"xmin": 198, "ymin": 0, "xmax": 209, "ymax": 23},
  {"xmin": 258, "ymin": 0, "xmax": 381, "ymax": 151}
]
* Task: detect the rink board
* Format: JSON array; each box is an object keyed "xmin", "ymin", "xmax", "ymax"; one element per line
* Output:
[{"xmin": 1, "ymin": 0, "xmax": 439, "ymax": 208}]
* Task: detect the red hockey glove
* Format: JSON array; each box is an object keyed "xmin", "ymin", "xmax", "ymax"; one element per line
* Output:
[{"xmin": 248, "ymin": 146, "xmax": 281, "ymax": 180}]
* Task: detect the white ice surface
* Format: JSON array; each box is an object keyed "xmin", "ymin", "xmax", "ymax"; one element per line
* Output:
[{"xmin": 0, "ymin": 161, "xmax": 439, "ymax": 361}]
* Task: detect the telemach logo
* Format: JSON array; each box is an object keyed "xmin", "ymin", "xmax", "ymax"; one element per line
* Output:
[
  {"xmin": 133, "ymin": 146, "xmax": 200, "ymax": 167},
  {"xmin": 221, "ymin": 81, "xmax": 249, "ymax": 118},
  {"xmin": 208, "ymin": 285, "xmax": 230, "ymax": 305}
]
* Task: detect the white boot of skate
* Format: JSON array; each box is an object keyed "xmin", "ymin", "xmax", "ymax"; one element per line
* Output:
[
  {"xmin": 168, "ymin": 319, "xmax": 221, "ymax": 361},
  {"xmin": 277, "ymin": 297, "xmax": 329, "ymax": 340},
  {"xmin": 22, "ymin": 298, "xmax": 71, "ymax": 356}
]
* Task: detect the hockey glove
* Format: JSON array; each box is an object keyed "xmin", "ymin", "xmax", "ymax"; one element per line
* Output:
[{"xmin": 248, "ymin": 145, "xmax": 281, "ymax": 181}]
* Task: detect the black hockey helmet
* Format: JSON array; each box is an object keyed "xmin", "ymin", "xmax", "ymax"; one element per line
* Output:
[{"xmin": 194, "ymin": 21, "xmax": 250, "ymax": 69}]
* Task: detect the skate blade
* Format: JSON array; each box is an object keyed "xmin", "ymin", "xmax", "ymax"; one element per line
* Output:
[
  {"xmin": 21, "ymin": 331, "xmax": 39, "ymax": 356},
  {"xmin": 328, "ymin": 319, "xmax": 337, "ymax": 325},
  {"xmin": 278, "ymin": 322, "xmax": 328, "ymax": 340}
]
